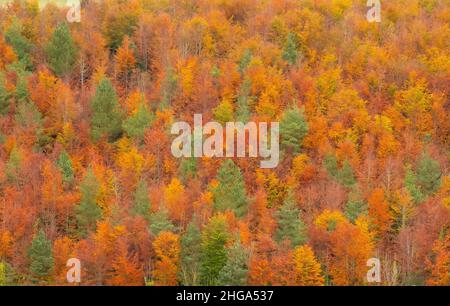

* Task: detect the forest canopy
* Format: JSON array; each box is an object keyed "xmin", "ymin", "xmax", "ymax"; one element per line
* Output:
[{"xmin": 0, "ymin": 0, "xmax": 448, "ymax": 286}]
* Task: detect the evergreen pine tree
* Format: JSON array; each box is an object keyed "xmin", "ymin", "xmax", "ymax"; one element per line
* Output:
[
  {"xmin": 213, "ymin": 159, "xmax": 248, "ymax": 217},
  {"xmin": 337, "ymin": 160, "xmax": 356, "ymax": 187},
  {"xmin": 76, "ymin": 168, "xmax": 102, "ymax": 235},
  {"xmin": 282, "ymin": 32, "xmax": 299, "ymax": 65},
  {"xmin": 236, "ymin": 78, "xmax": 252, "ymax": 122},
  {"xmin": 416, "ymin": 153, "xmax": 441, "ymax": 197},
  {"xmin": 179, "ymin": 157, "xmax": 197, "ymax": 183},
  {"xmin": 217, "ymin": 240, "xmax": 249, "ymax": 286},
  {"xmin": 405, "ymin": 166, "xmax": 424, "ymax": 204},
  {"xmin": 122, "ymin": 103, "xmax": 153, "ymax": 141},
  {"xmin": 91, "ymin": 78, "xmax": 124, "ymax": 141},
  {"xmin": 160, "ymin": 66, "xmax": 177, "ymax": 109},
  {"xmin": 28, "ymin": 230, "xmax": 54, "ymax": 281},
  {"xmin": 46, "ymin": 22, "xmax": 77, "ymax": 77},
  {"xmin": 275, "ymin": 191, "xmax": 307, "ymax": 247},
  {"xmin": 131, "ymin": 179, "xmax": 151, "ymax": 221},
  {"xmin": 404, "ymin": 154, "xmax": 441, "ymax": 203},
  {"xmin": 6, "ymin": 146, "xmax": 21, "ymax": 182},
  {"xmin": 16, "ymin": 74, "xmax": 29, "ymax": 102},
  {"xmin": 280, "ymin": 106, "xmax": 308, "ymax": 154},
  {"xmin": 57, "ymin": 150, "xmax": 74, "ymax": 185},
  {"xmin": 148, "ymin": 210, "xmax": 176, "ymax": 236},
  {"xmin": 238, "ymin": 49, "xmax": 252, "ymax": 74},
  {"xmin": 0, "ymin": 73, "xmax": 11, "ymax": 115},
  {"xmin": 199, "ymin": 215, "xmax": 229, "ymax": 285},
  {"xmin": 180, "ymin": 220, "xmax": 202, "ymax": 285},
  {"xmin": 324, "ymin": 154, "xmax": 339, "ymax": 178},
  {"xmin": 344, "ymin": 187, "xmax": 367, "ymax": 222}
]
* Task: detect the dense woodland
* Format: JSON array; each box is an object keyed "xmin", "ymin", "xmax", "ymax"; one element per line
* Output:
[{"xmin": 0, "ymin": 0, "xmax": 448, "ymax": 286}]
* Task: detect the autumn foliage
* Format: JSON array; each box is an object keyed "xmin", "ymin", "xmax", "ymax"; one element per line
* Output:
[{"xmin": 0, "ymin": 0, "xmax": 448, "ymax": 286}]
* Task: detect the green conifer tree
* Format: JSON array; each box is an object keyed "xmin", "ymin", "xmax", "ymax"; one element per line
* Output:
[
  {"xmin": 0, "ymin": 73, "xmax": 11, "ymax": 115},
  {"xmin": 57, "ymin": 150, "xmax": 74, "ymax": 185},
  {"xmin": 131, "ymin": 179, "xmax": 151, "ymax": 221},
  {"xmin": 275, "ymin": 191, "xmax": 307, "ymax": 247},
  {"xmin": 6, "ymin": 146, "xmax": 21, "ymax": 182},
  {"xmin": 404, "ymin": 166, "xmax": 423, "ymax": 204},
  {"xmin": 180, "ymin": 220, "xmax": 202, "ymax": 285},
  {"xmin": 179, "ymin": 157, "xmax": 197, "ymax": 183},
  {"xmin": 148, "ymin": 210, "xmax": 176, "ymax": 236},
  {"xmin": 123, "ymin": 103, "xmax": 153, "ymax": 141},
  {"xmin": 238, "ymin": 49, "xmax": 252, "ymax": 74},
  {"xmin": 91, "ymin": 78, "xmax": 124, "ymax": 141},
  {"xmin": 212, "ymin": 159, "xmax": 248, "ymax": 217},
  {"xmin": 199, "ymin": 215, "xmax": 229, "ymax": 285},
  {"xmin": 416, "ymin": 153, "xmax": 441, "ymax": 197},
  {"xmin": 324, "ymin": 154, "xmax": 339, "ymax": 178},
  {"xmin": 280, "ymin": 106, "xmax": 308, "ymax": 154},
  {"xmin": 76, "ymin": 168, "xmax": 102, "ymax": 235},
  {"xmin": 46, "ymin": 22, "xmax": 77, "ymax": 77},
  {"xmin": 217, "ymin": 240, "xmax": 249, "ymax": 286},
  {"xmin": 344, "ymin": 187, "xmax": 367, "ymax": 222},
  {"xmin": 160, "ymin": 66, "xmax": 177, "ymax": 109},
  {"xmin": 337, "ymin": 160, "xmax": 356, "ymax": 187},
  {"xmin": 282, "ymin": 32, "xmax": 299, "ymax": 65},
  {"xmin": 236, "ymin": 78, "xmax": 252, "ymax": 122},
  {"xmin": 28, "ymin": 230, "xmax": 54, "ymax": 282}
]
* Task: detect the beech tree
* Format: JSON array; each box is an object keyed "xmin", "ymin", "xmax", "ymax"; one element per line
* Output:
[
  {"xmin": 368, "ymin": 188, "xmax": 391, "ymax": 237},
  {"xmin": 152, "ymin": 231, "xmax": 180, "ymax": 286},
  {"xmin": 292, "ymin": 245, "xmax": 324, "ymax": 286}
]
